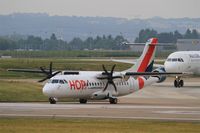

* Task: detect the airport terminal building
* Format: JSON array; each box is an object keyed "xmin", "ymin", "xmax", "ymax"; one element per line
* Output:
[{"xmin": 177, "ymin": 39, "xmax": 200, "ymax": 51}]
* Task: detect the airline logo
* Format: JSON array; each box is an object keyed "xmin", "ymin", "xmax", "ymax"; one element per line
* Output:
[
  {"xmin": 137, "ymin": 38, "xmax": 158, "ymax": 72},
  {"xmin": 69, "ymin": 80, "xmax": 86, "ymax": 90}
]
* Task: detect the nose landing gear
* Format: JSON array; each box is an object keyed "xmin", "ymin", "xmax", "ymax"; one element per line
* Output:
[
  {"xmin": 174, "ymin": 76, "xmax": 184, "ymax": 88},
  {"xmin": 49, "ymin": 97, "xmax": 57, "ymax": 104}
]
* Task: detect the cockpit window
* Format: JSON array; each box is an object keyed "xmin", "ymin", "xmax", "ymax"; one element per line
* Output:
[
  {"xmin": 172, "ymin": 58, "xmax": 177, "ymax": 62},
  {"xmin": 52, "ymin": 79, "xmax": 59, "ymax": 83},
  {"xmin": 167, "ymin": 58, "xmax": 172, "ymax": 61},
  {"xmin": 50, "ymin": 79, "xmax": 67, "ymax": 84},
  {"xmin": 178, "ymin": 58, "xmax": 184, "ymax": 62},
  {"xmin": 59, "ymin": 80, "xmax": 65, "ymax": 84},
  {"xmin": 167, "ymin": 58, "xmax": 184, "ymax": 62}
]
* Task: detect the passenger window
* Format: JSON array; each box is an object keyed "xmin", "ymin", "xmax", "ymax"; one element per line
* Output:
[{"xmin": 178, "ymin": 58, "xmax": 181, "ymax": 62}]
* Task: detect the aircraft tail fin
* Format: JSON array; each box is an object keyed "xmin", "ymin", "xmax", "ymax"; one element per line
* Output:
[{"xmin": 125, "ymin": 38, "xmax": 158, "ymax": 72}]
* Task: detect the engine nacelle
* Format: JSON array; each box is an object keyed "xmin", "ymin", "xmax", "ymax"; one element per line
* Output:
[
  {"xmin": 91, "ymin": 91, "xmax": 108, "ymax": 100},
  {"xmin": 152, "ymin": 67, "xmax": 166, "ymax": 83}
]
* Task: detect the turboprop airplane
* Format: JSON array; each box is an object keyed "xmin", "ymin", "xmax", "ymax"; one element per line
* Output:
[
  {"xmin": 164, "ymin": 51, "xmax": 200, "ymax": 87},
  {"xmin": 8, "ymin": 38, "xmax": 181, "ymax": 104}
]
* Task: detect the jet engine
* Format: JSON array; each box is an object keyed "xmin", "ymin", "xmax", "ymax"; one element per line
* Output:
[{"xmin": 152, "ymin": 67, "xmax": 167, "ymax": 83}]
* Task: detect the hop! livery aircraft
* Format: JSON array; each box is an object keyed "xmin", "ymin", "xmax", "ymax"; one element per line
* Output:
[
  {"xmin": 9, "ymin": 38, "xmax": 181, "ymax": 104},
  {"xmin": 164, "ymin": 51, "xmax": 200, "ymax": 87}
]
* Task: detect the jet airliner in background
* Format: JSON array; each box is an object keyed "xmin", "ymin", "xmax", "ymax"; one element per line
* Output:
[
  {"xmin": 164, "ymin": 51, "xmax": 200, "ymax": 87},
  {"xmin": 9, "ymin": 38, "xmax": 181, "ymax": 104}
]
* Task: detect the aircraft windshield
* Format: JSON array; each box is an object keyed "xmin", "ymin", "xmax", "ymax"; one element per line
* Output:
[
  {"xmin": 167, "ymin": 58, "xmax": 184, "ymax": 62},
  {"xmin": 48, "ymin": 79, "xmax": 67, "ymax": 84}
]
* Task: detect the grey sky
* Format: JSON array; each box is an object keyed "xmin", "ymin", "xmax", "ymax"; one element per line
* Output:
[{"xmin": 0, "ymin": 0, "xmax": 199, "ymax": 18}]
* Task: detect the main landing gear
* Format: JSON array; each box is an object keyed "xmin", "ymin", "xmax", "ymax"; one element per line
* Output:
[
  {"xmin": 79, "ymin": 99, "xmax": 87, "ymax": 104},
  {"xmin": 49, "ymin": 97, "xmax": 57, "ymax": 104},
  {"xmin": 109, "ymin": 97, "xmax": 118, "ymax": 104},
  {"xmin": 174, "ymin": 76, "xmax": 184, "ymax": 88}
]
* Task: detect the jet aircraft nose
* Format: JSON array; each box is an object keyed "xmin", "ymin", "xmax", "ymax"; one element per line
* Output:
[
  {"xmin": 164, "ymin": 61, "xmax": 176, "ymax": 72},
  {"xmin": 164, "ymin": 61, "xmax": 184, "ymax": 73}
]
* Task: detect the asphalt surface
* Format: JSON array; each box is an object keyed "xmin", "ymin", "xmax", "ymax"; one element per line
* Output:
[{"xmin": 1, "ymin": 77, "xmax": 200, "ymax": 121}]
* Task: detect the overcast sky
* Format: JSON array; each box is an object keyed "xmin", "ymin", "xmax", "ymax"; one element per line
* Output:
[{"xmin": 0, "ymin": 0, "xmax": 199, "ymax": 19}]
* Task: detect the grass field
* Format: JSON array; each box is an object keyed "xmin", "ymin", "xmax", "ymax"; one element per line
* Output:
[
  {"xmin": 0, "ymin": 80, "xmax": 47, "ymax": 102},
  {"xmin": 0, "ymin": 118, "xmax": 200, "ymax": 133}
]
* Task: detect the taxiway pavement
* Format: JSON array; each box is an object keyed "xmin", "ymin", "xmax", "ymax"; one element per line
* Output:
[{"xmin": 1, "ymin": 78, "xmax": 200, "ymax": 121}]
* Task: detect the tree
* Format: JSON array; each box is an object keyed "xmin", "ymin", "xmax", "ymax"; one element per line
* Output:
[
  {"xmin": 191, "ymin": 29, "xmax": 199, "ymax": 39},
  {"xmin": 50, "ymin": 33, "xmax": 57, "ymax": 40},
  {"xmin": 184, "ymin": 29, "xmax": 192, "ymax": 39}
]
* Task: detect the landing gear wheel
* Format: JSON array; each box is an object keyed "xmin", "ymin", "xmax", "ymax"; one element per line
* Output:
[
  {"xmin": 109, "ymin": 98, "xmax": 118, "ymax": 104},
  {"xmin": 174, "ymin": 80, "xmax": 178, "ymax": 87},
  {"xmin": 174, "ymin": 76, "xmax": 184, "ymax": 88},
  {"xmin": 79, "ymin": 99, "xmax": 87, "ymax": 104},
  {"xmin": 179, "ymin": 80, "xmax": 184, "ymax": 87},
  {"xmin": 49, "ymin": 97, "xmax": 57, "ymax": 104}
]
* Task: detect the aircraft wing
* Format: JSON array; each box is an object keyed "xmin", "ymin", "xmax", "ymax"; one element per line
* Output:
[
  {"xmin": 125, "ymin": 72, "xmax": 184, "ymax": 76},
  {"xmin": 8, "ymin": 69, "xmax": 45, "ymax": 73}
]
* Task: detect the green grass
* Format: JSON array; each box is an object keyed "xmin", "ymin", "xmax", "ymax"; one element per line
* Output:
[
  {"xmin": 0, "ymin": 58, "xmax": 132, "ymax": 78},
  {"xmin": 0, "ymin": 118, "xmax": 200, "ymax": 133},
  {"xmin": 0, "ymin": 80, "xmax": 47, "ymax": 102}
]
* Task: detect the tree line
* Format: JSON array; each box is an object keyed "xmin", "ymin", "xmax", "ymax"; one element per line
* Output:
[
  {"xmin": 0, "ymin": 29, "xmax": 199, "ymax": 50},
  {"xmin": 135, "ymin": 29, "xmax": 200, "ymax": 43},
  {"xmin": 0, "ymin": 34, "xmax": 127, "ymax": 50}
]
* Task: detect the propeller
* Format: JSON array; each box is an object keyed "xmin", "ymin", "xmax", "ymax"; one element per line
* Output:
[
  {"xmin": 38, "ymin": 62, "xmax": 61, "ymax": 82},
  {"xmin": 98, "ymin": 64, "xmax": 122, "ymax": 92}
]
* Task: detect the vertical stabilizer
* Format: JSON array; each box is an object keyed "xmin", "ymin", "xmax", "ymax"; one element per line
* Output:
[{"xmin": 125, "ymin": 38, "xmax": 158, "ymax": 72}]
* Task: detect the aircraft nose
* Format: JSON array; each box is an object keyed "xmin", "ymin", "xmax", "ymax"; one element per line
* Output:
[
  {"xmin": 42, "ymin": 85, "xmax": 49, "ymax": 96},
  {"xmin": 42, "ymin": 84, "xmax": 53, "ymax": 96},
  {"xmin": 164, "ymin": 61, "xmax": 176, "ymax": 72}
]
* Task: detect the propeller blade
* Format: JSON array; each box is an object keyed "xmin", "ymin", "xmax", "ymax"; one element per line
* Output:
[
  {"xmin": 103, "ymin": 82, "xmax": 109, "ymax": 92},
  {"xmin": 111, "ymin": 82, "xmax": 117, "ymax": 92},
  {"xmin": 51, "ymin": 71, "xmax": 61, "ymax": 77},
  {"xmin": 40, "ymin": 67, "xmax": 49, "ymax": 75},
  {"xmin": 102, "ymin": 65, "xmax": 108, "ymax": 75},
  {"xmin": 111, "ymin": 64, "xmax": 116, "ymax": 75},
  {"xmin": 49, "ymin": 62, "xmax": 52, "ymax": 74}
]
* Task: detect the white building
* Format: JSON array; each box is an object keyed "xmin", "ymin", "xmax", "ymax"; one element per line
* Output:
[{"xmin": 177, "ymin": 39, "xmax": 200, "ymax": 51}]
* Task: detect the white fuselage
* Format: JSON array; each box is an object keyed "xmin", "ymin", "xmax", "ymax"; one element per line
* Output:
[
  {"xmin": 42, "ymin": 71, "xmax": 159, "ymax": 99},
  {"xmin": 164, "ymin": 51, "xmax": 200, "ymax": 75}
]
